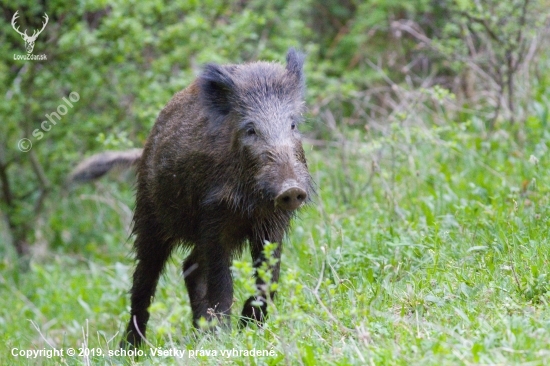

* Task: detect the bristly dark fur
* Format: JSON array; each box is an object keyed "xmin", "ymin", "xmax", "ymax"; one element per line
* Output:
[
  {"xmin": 198, "ymin": 64, "xmax": 237, "ymax": 123},
  {"xmin": 286, "ymin": 48, "xmax": 305, "ymax": 90},
  {"xmin": 112, "ymin": 49, "xmax": 312, "ymax": 348}
]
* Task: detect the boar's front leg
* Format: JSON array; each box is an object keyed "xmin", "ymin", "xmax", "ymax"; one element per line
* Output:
[
  {"xmin": 183, "ymin": 248, "xmax": 209, "ymax": 327},
  {"xmin": 240, "ymin": 236, "xmax": 282, "ymax": 327},
  {"xmin": 197, "ymin": 238, "xmax": 233, "ymax": 327}
]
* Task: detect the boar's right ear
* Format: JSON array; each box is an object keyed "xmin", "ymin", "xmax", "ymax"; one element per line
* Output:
[
  {"xmin": 286, "ymin": 48, "xmax": 305, "ymax": 85},
  {"xmin": 199, "ymin": 64, "xmax": 236, "ymax": 120}
]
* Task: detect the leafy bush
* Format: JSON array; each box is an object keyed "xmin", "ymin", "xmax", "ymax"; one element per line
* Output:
[{"xmin": 2, "ymin": 0, "xmax": 550, "ymax": 364}]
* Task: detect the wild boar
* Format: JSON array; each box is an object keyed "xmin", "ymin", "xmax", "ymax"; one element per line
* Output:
[{"xmin": 71, "ymin": 49, "xmax": 312, "ymax": 347}]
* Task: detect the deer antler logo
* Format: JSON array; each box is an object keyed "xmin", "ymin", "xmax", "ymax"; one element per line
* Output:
[{"xmin": 11, "ymin": 11, "xmax": 49, "ymax": 54}]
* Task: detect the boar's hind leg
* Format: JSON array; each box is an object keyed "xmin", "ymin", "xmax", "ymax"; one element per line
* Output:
[
  {"xmin": 240, "ymin": 239, "xmax": 282, "ymax": 327},
  {"xmin": 121, "ymin": 232, "xmax": 173, "ymax": 348},
  {"xmin": 183, "ymin": 248, "xmax": 209, "ymax": 327}
]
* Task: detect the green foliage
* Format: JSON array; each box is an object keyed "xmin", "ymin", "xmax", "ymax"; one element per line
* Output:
[
  {"xmin": 0, "ymin": 0, "xmax": 314, "ymax": 256},
  {"xmin": 4, "ymin": 116, "xmax": 550, "ymax": 364},
  {"xmin": 1, "ymin": 0, "xmax": 550, "ymax": 364},
  {"xmin": 429, "ymin": 0, "xmax": 548, "ymax": 126}
]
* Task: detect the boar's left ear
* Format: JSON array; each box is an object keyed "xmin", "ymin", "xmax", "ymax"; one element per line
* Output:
[
  {"xmin": 199, "ymin": 64, "xmax": 236, "ymax": 120},
  {"xmin": 286, "ymin": 48, "xmax": 305, "ymax": 85}
]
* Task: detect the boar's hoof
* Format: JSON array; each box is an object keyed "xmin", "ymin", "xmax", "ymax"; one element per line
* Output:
[{"xmin": 239, "ymin": 296, "xmax": 268, "ymax": 328}]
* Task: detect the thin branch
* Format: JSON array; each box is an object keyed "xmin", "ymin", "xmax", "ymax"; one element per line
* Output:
[
  {"xmin": 28, "ymin": 150, "xmax": 50, "ymax": 214},
  {"xmin": 0, "ymin": 153, "xmax": 13, "ymax": 208},
  {"xmin": 313, "ymin": 256, "xmax": 326, "ymax": 295},
  {"xmin": 461, "ymin": 12, "xmax": 503, "ymax": 44},
  {"xmin": 516, "ymin": 0, "xmax": 531, "ymax": 46},
  {"xmin": 5, "ymin": 63, "xmax": 29, "ymax": 101}
]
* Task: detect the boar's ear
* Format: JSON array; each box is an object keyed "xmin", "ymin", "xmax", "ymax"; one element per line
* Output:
[
  {"xmin": 199, "ymin": 64, "xmax": 236, "ymax": 119},
  {"xmin": 286, "ymin": 48, "xmax": 305, "ymax": 85}
]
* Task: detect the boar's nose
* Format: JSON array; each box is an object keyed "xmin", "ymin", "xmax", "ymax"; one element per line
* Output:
[{"xmin": 275, "ymin": 184, "xmax": 307, "ymax": 211}]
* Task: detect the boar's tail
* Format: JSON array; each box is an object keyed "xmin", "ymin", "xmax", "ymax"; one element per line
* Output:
[{"xmin": 69, "ymin": 148, "xmax": 143, "ymax": 183}]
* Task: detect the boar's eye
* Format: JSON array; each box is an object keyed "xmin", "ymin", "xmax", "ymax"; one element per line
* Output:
[
  {"xmin": 246, "ymin": 127, "xmax": 256, "ymax": 136},
  {"xmin": 291, "ymin": 122, "xmax": 296, "ymax": 130}
]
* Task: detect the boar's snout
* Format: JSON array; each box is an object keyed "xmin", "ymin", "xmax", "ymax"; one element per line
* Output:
[{"xmin": 275, "ymin": 180, "xmax": 307, "ymax": 211}]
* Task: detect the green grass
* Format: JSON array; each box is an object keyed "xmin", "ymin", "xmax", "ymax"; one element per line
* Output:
[{"xmin": 2, "ymin": 118, "xmax": 550, "ymax": 365}]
